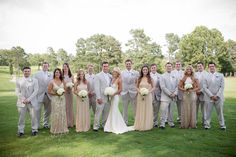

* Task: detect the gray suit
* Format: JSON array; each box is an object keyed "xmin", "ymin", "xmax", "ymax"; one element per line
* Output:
[
  {"xmin": 121, "ymin": 69, "xmax": 139, "ymax": 124},
  {"xmin": 172, "ymin": 69, "xmax": 184, "ymax": 120},
  {"xmin": 160, "ymin": 72, "xmax": 178, "ymax": 127},
  {"xmin": 93, "ymin": 71, "xmax": 112, "ymax": 130},
  {"xmin": 34, "ymin": 70, "xmax": 53, "ymax": 128},
  {"xmin": 151, "ymin": 72, "xmax": 162, "ymax": 126},
  {"xmin": 203, "ymin": 72, "xmax": 226, "ymax": 128},
  {"xmin": 195, "ymin": 70, "xmax": 208, "ymax": 125},
  {"xmin": 86, "ymin": 73, "xmax": 96, "ymax": 114},
  {"xmin": 16, "ymin": 77, "xmax": 38, "ymax": 133}
]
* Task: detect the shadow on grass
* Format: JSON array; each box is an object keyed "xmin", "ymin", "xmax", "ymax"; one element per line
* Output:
[
  {"xmin": 1, "ymin": 97, "xmax": 236, "ymax": 157},
  {"xmin": 0, "ymin": 89, "xmax": 15, "ymax": 92}
]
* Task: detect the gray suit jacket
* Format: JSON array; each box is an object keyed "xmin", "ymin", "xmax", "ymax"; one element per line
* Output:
[
  {"xmin": 121, "ymin": 69, "xmax": 139, "ymax": 98},
  {"xmin": 172, "ymin": 69, "xmax": 184, "ymax": 100},
  {"xmin": 151, "ymin": 72, "xmax": 162, "ymax": 101},
  {"xmin": 203, "ymin": 72, "xmax": 224, "ymax": 102},
  {"xmin": 94, "ymin": 72, "xmax": 112, "ymax": 103},
  {"xmin": 195, "ymin": 70, "xmax": 208, "ymax": 101},
  {"xmin": 16, "ymin": 77, "xmax": 39, "ymax": 107},
  {"xmin": 34, "ymin": 71, "xmax": 53, "ymax": 102},
  {"xmin": 85, "ymin": 73, "xmax": 95, "ymax": 93},
  {"xmin": 160, "ymin": 72, "xmax": 178, "ymax": 102}
]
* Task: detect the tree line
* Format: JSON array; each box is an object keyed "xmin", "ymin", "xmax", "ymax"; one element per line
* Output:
[{"xmin": 0, "ymin": 26, "xmax": 236, "ymax": 76}]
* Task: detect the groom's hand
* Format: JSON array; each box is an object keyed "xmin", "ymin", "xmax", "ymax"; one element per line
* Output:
[{"xmin": 97, "ymin": 99, "xmax": 103, "ymax": 105}]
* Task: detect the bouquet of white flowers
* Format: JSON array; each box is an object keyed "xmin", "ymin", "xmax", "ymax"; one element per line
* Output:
[
  {"xmin": 66, "ymin": 82, "xmax": 74, "ymax": 88},
  {"xmin": 104, "ymin": 87, "xmax": 116, "ymax": 101},
  {"xmin": 184, "ymin": 83, "xmax": 193, "ymax": 90},
  {"xmin": 140, "ymin": 88, "xmax": 149, "ymax": 100},
  {"xmin": 57, "ymin": 88, "xmax": 65, "ymax": 96},
  {"xmin": 78, "ymin": 90, "xmax": 88, "ymax": 101}
]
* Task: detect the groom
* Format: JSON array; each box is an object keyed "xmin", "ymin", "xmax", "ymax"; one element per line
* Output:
[{"xmin": 93, "ymin": 61, "xmax": 112, "ymax": 131}]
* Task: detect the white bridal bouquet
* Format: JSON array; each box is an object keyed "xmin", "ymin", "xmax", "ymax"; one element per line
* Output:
[
  {"xmin": 140, "ymin": 88, "xmax": 149, "ymax": 100},
  {"xmin": 184, "ymin": 83, "xmax": 193, "ymax": 90},
  {"xmin": 104, "ymin": 87, "xmax": 116, "ymax": 101},
  {"xmin": 66, "ymin": 82, "xmax": 74, "ymax": 88},
  {"xmin": 78, "ymin": 90, "xmax": 88, "ymax": 101},
  {"xmin": 57, "ymin": 88, "xmax": 65, "ymax": 96}
]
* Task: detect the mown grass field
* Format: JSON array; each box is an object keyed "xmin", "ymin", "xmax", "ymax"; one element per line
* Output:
[{"xmin": 0, "ymin": 66, "xmax": 236, "ymax": 157}]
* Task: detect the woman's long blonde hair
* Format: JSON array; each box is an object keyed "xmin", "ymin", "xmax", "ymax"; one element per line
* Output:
[{"xmin": 179, "ymin": 65, "xmax": 198, "ymax": 88}]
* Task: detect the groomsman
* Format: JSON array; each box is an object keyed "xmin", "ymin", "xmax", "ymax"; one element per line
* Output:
[
  {"xmin": 93, "ymin": 61, "xmax": 112, "ymax": 131},
  {"xmin": 85, "ymin": 64, "xmax": 96, "ymax": 114},
  {"xmin": 172, "ymin": 61, "xmax": 184, "ymax": 122},
  {"xmin": 34, "ymin": 62, "xmax": 53, "ymax": 129},
  {"xmin": 16, "ymin": 67, "xmax": 38, "ymax": 136},
  {"xmin": 160, "ymin": 62, "xmax": 178, "ymax": 128},
  {"xmin": 203, "ymin": 62, "xmax": 226, "ymax": 130},
  {"xmin": 150, "ymin": 64, "xmax": 162, "ymax": 127},
  {"xmin": 121, "ymin": 59, "xmax": 139, "ymax": 125},
  {"xmin": 195, "ymin": 62, "xmax": 208, "ymax": 126}
]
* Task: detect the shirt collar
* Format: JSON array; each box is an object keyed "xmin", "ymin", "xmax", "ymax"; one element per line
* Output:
[
  {"xmin": 151, "ymin": 72, "xmax": 157, "ymax": 75},
  {"xmin": 102, "ymin": 71, "xmax": 108, "ymax": 75},
  {"xmin": 126, "ymin": 69, "xmax": 132, "ymax": 73}
]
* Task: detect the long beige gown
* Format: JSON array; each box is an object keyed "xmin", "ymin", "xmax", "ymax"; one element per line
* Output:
[
  {"xmin": 134, "ymin": 79, "xmax": 153, "ymax": 131},
  {"xmin": 64, "ymin": 75, "xmax": 74, "ymax": 127},
  {"xmin": 50, "ymin": 82, "xmax": 69, "ymax": 134},
  {"xmin": 75, "ymin": 83, "xmax": 90, "ymax": 132},
  {"xmin": 181, "ymin": 77, "xmax": 197, "ymax": 128}
]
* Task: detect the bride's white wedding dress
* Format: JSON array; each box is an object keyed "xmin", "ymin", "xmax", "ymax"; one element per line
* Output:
[{"xmin": 104, "ymin": 84, "xmax": 134, "ymax": 134}]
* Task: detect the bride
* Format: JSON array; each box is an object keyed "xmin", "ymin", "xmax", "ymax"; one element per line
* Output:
[{"xmin": 104, "ymin": 67, "xmax": 134, "ymax": 134}]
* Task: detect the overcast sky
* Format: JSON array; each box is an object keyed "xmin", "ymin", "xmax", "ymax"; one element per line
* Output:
[{"xmin": 0, "ymin": 0, "xmax": 236, "ymax": 55}]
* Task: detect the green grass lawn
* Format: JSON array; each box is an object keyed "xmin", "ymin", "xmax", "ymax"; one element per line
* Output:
[{"xmin": 0, "ymin": 66, "xmax": 236, "ymax": 157}]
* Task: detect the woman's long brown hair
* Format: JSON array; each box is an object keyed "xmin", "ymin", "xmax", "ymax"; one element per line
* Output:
[
  {"xmin": 76, "ymin": 69, "xmax": 87, "ymax": 85},
  {"xmin": 137, "ymin": 64, "xmax": 152, "ymax": 88}
]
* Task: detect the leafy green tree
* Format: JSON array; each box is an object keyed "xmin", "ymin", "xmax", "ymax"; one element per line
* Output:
[
  {"xmin": 28, "ymin": 53, "xmax": 44, "ymax": 70},
  {"xmin": 225, "ymin": 39, "xmax": 236, "ymax": 75},
  {"xmin": 179, "ymin": 26, "xmax": 227, "ymax": 70},
  {"xmin": 10, "ymin": 46, "xmax": 29, "ymax": 76},
  {"xmin": 57, "ymin": 48, "xmax": 69, "ymax": 66},
  {"xmin": 0, "ymin": 49, "xmax": 9, "ymax": 66},
  {"xmin": 47, "ymin": 47, "xmax": 58, "ymax": 70},
  {"xmin": 75, "ymin": 34, "xmax": 123, "ymax": 72},
  {"xmin": 165, "ymin": 33, "xmax": 180, "ymax": 62},
  {"xmin": 125, "ymin": 29, "xmax": 163, "ymax": 70}
]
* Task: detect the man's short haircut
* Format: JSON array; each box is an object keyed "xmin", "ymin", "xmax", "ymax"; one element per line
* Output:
[
  {"xmin": 42, "ymin": 61, "xmax": 49, "ymax": 66},
  {"xmin": 101, "ymin": 61, "xmax": 109, "ymax": 66},
  {"xmin": 125, "ymin": 59, "xmax": 132, "ymax": 64},
  {"xmin": 165, "ymin": 62, "xmax": 173, "ymax": 66},
  {"xmin": 208, "ymin": 61, "xmax": 216, "ymax": 67},
  {"xmin": 22, "ymin": 66, "xmax": 31, "ymax": 71},
  {"xmin": 150, "ymin": 63, "xmax": 157, "ymax": 67}
]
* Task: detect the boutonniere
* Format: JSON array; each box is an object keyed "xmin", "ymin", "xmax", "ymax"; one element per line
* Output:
[
  {"xmin": 28, "ymin": 78, "xmax": 33, "ymax": 82},
  {"xmin": 48, "ymin": 73, "xmax": 51, "ymax": 77}
]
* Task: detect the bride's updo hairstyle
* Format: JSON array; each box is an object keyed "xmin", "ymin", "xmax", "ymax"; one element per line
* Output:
[{"xmin": 112, "ymin": 67, "xmax": 121, "ymax": 78}]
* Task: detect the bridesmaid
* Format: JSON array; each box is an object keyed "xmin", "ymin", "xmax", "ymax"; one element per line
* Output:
[
  {"xmin": 62, "ymin": 63, "xmax": 74, "ymax": 128},
  {"xmin": 48, "ymin": 68, "xmax": 69, "ymax": 134},
  {"xmin": 178, "ymin": 65, "xmax": 199, "ymax": 129},
  {"xmin": 74, "ymin": 69, "xmax": 90, "ymax": 132},
  {"xmin": 134, "ymin": 65, "xmax": 155, "ymax": 131}
]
